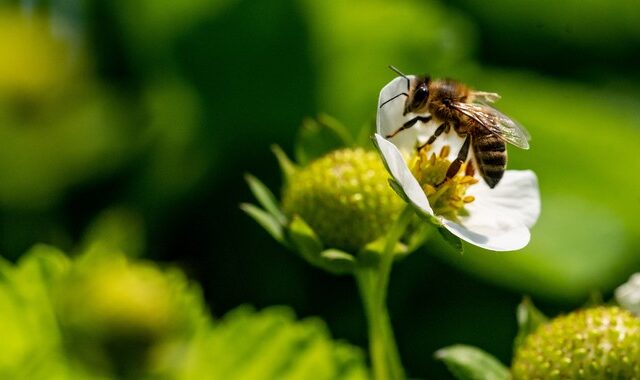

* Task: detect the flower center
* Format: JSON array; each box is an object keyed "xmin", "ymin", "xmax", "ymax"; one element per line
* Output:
[{"xmin": 408, "ymin": 144, "xmax": 478, "ymax": 221}]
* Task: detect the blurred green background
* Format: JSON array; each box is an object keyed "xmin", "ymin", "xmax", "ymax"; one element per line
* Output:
[{"xmin": 1, "ymin": 0, "xmax": 639, "ymax": 378}]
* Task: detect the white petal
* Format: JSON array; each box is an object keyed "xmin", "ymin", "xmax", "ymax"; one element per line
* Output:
[
  {"xmin": 376, "ymin": 76, "xmax": 415, "ymax": 137},
  {"xmin": 615, "ymin": 273, "xmax": 640, "ymax": 315},
  {"xmin": 442, "ymin": 170, "xmax": 540, "ymax": 251},
  {"xmin": 373, "ymin": 134, "xmax": 434, "ymax": 216},
  {"xmin": 468, "ymin": 170, "xmax": 541, "ymax": 228},
  {"xmin": 442, "ymin": 217, "xmax": 530, "ymax": 252}
]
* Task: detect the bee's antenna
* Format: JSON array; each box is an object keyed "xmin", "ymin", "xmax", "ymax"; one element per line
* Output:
[
  {"xmin": 388, "ymin": 65, "xmax": 410, "ymax": 91},
  {"xmin": 379, "ymin": 92, "xmax": 408, "ymax": 109}
]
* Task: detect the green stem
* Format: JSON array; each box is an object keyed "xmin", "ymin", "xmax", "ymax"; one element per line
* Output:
[
  {"xmin": 355, "ymin": 205, "xmax": 413, "ymax": 380},
  {"xmin": 356, "ymin": 268, "xmax": 388, "ymax": 380},
  {"xmin": 377, "ymin": 206, "xmax": 414, "ymax": 314}
]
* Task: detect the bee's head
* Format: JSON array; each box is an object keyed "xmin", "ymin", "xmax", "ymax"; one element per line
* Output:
[
  {"xmin": 404, "ymin": 76, "xmax": 430, "ymax": 115},
  {"xmin": 379, "ymin": 67, "xmax": 430, "ymax": 115}
]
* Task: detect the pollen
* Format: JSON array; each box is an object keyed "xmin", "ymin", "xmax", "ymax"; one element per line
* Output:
[{"xmin": 409, "ymin": 144, "xmax": 478, "ymax": 221}]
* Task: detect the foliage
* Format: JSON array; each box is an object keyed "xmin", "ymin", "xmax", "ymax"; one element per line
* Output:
[{"xmin": 0, "ymin": 245, "xmax": 368, "ymax": 379}]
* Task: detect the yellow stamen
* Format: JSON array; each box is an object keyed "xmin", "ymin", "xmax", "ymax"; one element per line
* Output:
[
  {"xmin": 460, "ymin": 176, "xmax": 479, "ymax": 185},
  {"xmin": 440, "ymin": 145, "xmax": 450, "ymax": 158},
  {"xmin": 423, "ymin": 184, "xmax": 436, "ymax": 196},
  {"xmin": 409, "ymin": 143, "xmax": 479, "ymax": 221}
]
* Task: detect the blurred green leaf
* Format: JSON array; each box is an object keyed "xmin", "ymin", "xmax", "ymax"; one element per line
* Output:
[
  {"xmin": 244, "ymin": 173, "xmax": 287, "ymax": 225},
  {"xmin": 80, "ymin": 207, "xmax": 145, "ymax": 258},
  {"xmin": 109, "ymin": 0, "xmax": 235, "ymax": 71},
  {"xmin": 133, "ymin": 79, "xmax": 211, "ymax": 210},
  {"xmin": 449, "ymin": 0, "xmax": 640, "ymax": 75},
  {"xmin": 180, "ymin": 306, "xmax": 369, "ymax": 380},
  {"xmin": 240, "ymin": 203, "xmax": 287, "ymax": 245},
  {"xmin": 55, "ymin": 245, "xmax": 210, "ymax": 378},
  {"xmin": 300, "ymin": 0, "xmax": 475, "ymax": 129},
  {"xmin": 354, "ymin": 121, "xmax": 376, "ymax": 149},
  {"xmin": 514, "ymin": 298, "xmax": 548, "ymax": 351},
  {"xmin": 0, "ymin": 245, "xmax": 70, "ymax": 379},
  {"xmin": 435, "ymin": 344, "xmax": 510, "ymax": 380},
  {"xmin": 0, "ymin": 244, "xmax": 213, "ymax": 379},
  {"xmin": 294, "ymin": 115, "xmax": 353, "ymax": 165}
]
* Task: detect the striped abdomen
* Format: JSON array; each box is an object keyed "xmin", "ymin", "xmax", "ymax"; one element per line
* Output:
[{"xmin": 472, "ymin": 127, "xmax": 507, "ymax": 188}]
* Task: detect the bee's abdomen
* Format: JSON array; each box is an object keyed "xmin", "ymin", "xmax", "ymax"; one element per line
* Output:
[{"xmin": 472, "ymin": 130, "xmax": 507, "ymax": 188}]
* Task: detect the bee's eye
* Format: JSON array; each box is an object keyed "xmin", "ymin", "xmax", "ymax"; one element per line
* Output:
[{"xmin": 411, "ymin": 86, "xmax": 429, "ymax": 108}]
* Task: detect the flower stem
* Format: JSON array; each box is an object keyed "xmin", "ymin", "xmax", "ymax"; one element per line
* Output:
[{"xmin": 356, "ymin": 205, "xmax": 413, "ymax": 380}]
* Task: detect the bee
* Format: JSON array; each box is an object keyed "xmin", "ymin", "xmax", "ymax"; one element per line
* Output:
[{"xmin": 380, "ymin": 66, "xmax": 530, "ymax": 188}]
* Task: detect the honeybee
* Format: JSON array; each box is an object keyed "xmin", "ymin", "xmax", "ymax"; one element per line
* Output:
[{"xmin": 381, "ymin": 66, "xmax": 530, "ymax": 188}]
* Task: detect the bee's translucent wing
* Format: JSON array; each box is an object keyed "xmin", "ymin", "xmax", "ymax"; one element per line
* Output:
[
  {"xmin": 471, "ymin": 91, "xmax": 501, "ymax": 104},
  {"xmin": 451, "ymin": 102, "xmax": 531, "ymax": 149}
]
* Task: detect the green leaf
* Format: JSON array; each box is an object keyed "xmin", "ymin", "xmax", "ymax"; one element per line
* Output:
[
  {"xmin": 0, "ymin": 245, "xmax": 70, "ymax": 378},
  {"xmin": 294, "ymin": 115, "xmax": 352, "ymax": 165},
  {"xmin": 300, "ymin": 0, "xmax": 474, "ymax": 130},
  {"xmin": 240, "ymin": 203, "xmax": 287, "ymax": 245},
  {"xmin": 271, "ymin": 144, "xmax": 297, "ymax": 181},
  {"xmin": 244, "ymin": 173, "xmax": 287, "ymax": 225},
  {"xmin": 181, "ymin": 306, "xmax": 369, "ymax": 380},
  {"xmin": 435, "ymin": 345, "xmax": 510, "ymax": 380},
  {"xmin": 0, "ymin": 244, "xmax": 212, "ymax": 379},
  {"xmin": 514, "ymin": 297, "xmax": 548, "ymax": 350},
  {"xmin": 438, "ymin": 227, "xmax": 463, "ymax": 254}
]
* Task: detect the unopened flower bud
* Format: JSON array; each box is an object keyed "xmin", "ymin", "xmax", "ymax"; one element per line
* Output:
[
  {"xmin": 282, "ymin": 148, "xmax": 403, "ymax": 252},
  {"xmin": 512, "ymin": 306, "xmax": 640, "ymax": 379}
]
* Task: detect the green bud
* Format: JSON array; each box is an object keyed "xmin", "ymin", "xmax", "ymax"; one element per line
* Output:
[
  {"xmin": 512, "ymin": 306, "xmax": 640, "ymax": 379},
  {"xmin": 282, "ymin": 148, "xmax": 403, "ymax": 252},
  {"xmin": 54, "ymin": 248, "xmax": 204, "ymax": 376}
]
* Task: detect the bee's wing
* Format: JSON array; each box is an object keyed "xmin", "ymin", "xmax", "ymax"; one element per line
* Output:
[
  {"xmin": 471, "ymin": 91, "xmax": 501, "ymax": 104},
  {"xmin": 451, "ymin": 102, "xmax": 531, "ymax": 149}
]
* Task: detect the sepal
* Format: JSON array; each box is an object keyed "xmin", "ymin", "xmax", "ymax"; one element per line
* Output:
[
  {"xmin": 513, "ymin": 297, "xmax": 548, "ymax": 351},
  {"xmin": 435, "ymin": 344, "xmax": 510, "ymax": 380},
  {"xmin": 240, "ymin": 203, "xmax": 288, "ymax": 246},
  {"xmin": 271, "ymin": 144, "xmax": 297, "ymax": 181},
  {"xmin": 438, "ymin": 226, "xmax": 463, "ymax": 254},
  {"xmin": 244, "ymin": 173, "xmax": 287, "ymax": 225},
  {"xmin": 288, "ymin": 216, "xmax": 356, "ymax": 275},
  {"xmin": 295, "ymin": 114, "xmax": 353, "ymax": 165}
]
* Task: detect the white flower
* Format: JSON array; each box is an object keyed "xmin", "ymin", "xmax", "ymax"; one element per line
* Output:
[
  {"xmin": 615, "ymin": 273, "xmax": 640, "ymax": 315},
  {"xmin": 374, "ymin": 76, "xmax": 540, "ymax": 251}
]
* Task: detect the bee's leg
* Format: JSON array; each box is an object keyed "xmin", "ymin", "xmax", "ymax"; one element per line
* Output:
[
  {"xmin": 386, "ymin": 116, "xmax": 432, "ymax": 138},
  {"xmin": 417, "ymin": 122, "xmax": 447, "ymax": 150},
  {"xmin": 444, "ymin": 135, "xmax": 471, "ymax": 180}
]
